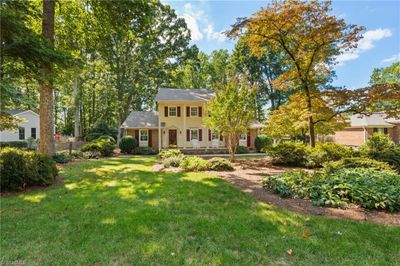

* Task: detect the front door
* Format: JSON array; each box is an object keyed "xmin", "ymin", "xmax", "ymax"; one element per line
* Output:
[{"xmin": 168, "ymin": 129, "xmax": 177, "ymax": 146}]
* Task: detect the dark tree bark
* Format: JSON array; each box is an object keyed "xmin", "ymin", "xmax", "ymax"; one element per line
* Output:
[{"xmin": 39, "ymin": 0, "xmax": 56, "ymax": 155}]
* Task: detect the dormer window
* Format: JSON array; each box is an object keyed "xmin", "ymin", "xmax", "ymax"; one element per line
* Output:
[
  {"xmin": 190, "ymin": 107, "xmax": 198, "ymax": 117},
  {"xmin": 169, "ymin": 107, "xmax": 177, "ymax": 117}
]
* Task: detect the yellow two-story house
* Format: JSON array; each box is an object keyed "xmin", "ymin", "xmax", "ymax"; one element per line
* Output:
[{"xmin": 121, "ymin": 88, "xmax": 262, "ymax": 152}]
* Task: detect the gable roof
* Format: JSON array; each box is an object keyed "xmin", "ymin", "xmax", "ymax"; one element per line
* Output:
[
  {"xmin": 350, "ymin": 113, "xmax": 397, "ymax": 127},
  {"xmin": 5, "ymin": 110, "xmax": 26, "ymax": 115},
  {"xmin": 121, "ymin": 111, "xmax": 159, "ymax": 129},
  {"xmin": 155, "ymin": 88, "xmax": 215, "ymax": 102},
  {"xmin": 5, "ymin": 110, "xmax": 39, "ymax": 116}
]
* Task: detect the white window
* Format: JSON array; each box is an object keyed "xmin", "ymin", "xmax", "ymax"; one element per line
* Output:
[
  {"xmin": 19, "ymin": 127, "xmax": 25, "ymax": 140},
  {"xmin": 240, "ymin": 134, "xmax": 247, "ymax": 140},
  {"xmin": 169, "ymin": 107, "xmax": 177, "ymax": 117},
  {"xmin": 190, "ymin": 129, "xmax": 198, "ymax": 140},
  {"xmin": 190, "ymin": 106, "xmax": 198, "ymax": 117},
  {"xmin": 140, "ymin": 130, "xmax": 148, "ymax": 141}
]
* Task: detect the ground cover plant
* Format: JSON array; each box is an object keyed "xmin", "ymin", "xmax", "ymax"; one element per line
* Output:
[
  {"xmin": 1, "ymin": 156, "xmax": 399, "ymax": 265},
  {"xmin": 263, "ymin": 168, "xmax": 400, "ymax": 211}
]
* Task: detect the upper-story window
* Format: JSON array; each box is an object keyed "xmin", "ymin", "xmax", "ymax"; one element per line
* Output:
[
  {"xmin": 190, "ymin": 107, "xmax": 198, "ymax": 117},
  {"xmin": 169, "ymin": 107, "xmax": 177, "ymax": 117},
  {"xmin": 19, "ymin": 127, "xmax": 25, "ymax": 140}
]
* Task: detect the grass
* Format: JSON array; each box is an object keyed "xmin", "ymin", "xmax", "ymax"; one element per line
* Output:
[{"xmin": 1, "ymin": 156, "xmax": 399, "ymax": 265}]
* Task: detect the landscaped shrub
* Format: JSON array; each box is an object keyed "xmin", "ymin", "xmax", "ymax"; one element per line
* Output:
[
  {"xmin": 180, "ymin": 156, "xmax": 209, "ymax": 171},
  {"xmin": 133, "ymin": 147, "xmax": 157, "ymax": 155},
  {"xmin": 0, "ymin": 148, "xmax": 57, "ymax": 191},
  {"xmin": 163, "ymin": 155, "xmax": 185, "ymax": 168},
  {"xmin": 359, "ymin": 133, "xmax": 400, "ymax": 172},
  {"xmin": 254, "ymin": 135, "xmax": 272, "ymax": 152},
  {"xmin": 207, "ymin": 157, "xmax": 233, "ymax": 171},
  {"xmin": 159, "ymin": 149, "xmax": 182, "ymax": 159},
  {"xmin": 82, "ymin": 151, "xmax": 102, "ymax": 159},
  {"xmin": 98, "ymin": 135, "xmax": 116, "ymax": 144},
  {"xmin": 236, "ymin": 146, "xmax": 249, "ymax": 154},
  {"xmin": 306, "ymin": 142, "xmax": 353, "ymax": 168},
  {"xmin": 263, "ymin": 168, "xmax": 400, "ymax": 211},
  {"xmin": 80, "ymin": 138, "xmax": 114, "ymax": 157},
  {"xmin": 0, "ymin": 141, "xmax": 27, "ymax": 149},
  {"xmin": 323, "ymin": 157, "xmax": 395, "ymax": 173},
  {"xmin": 119, "ymin": 136, "xmax": 138, "ymax": 154},
  {"xmin": 52, "ymin": 153, "xmax": 70, "ymax": 164},
  {"xmin": 267, "ymin": 141, "xmax": 310, "ymax": 166},
  {"xmin": 26, "ymin": 137, "xmax": 39, "ymax": 150}
]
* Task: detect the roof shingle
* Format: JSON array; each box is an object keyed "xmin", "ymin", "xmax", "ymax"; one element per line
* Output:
[
  {"xmin": 155, "ymin": 88, "xmax": 214, "ymax": 102},
  {"xmin": 121, "ymin": 111, "xmax": 159, "ymax": 128}
]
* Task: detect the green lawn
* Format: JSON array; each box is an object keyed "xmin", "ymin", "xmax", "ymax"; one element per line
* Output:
[{"xmin": 1, "ymin": 156, "xmax": 399, "ymax": 265}]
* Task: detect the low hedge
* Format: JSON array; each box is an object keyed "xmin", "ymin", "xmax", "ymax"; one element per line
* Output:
[
  {"xmin": 0, "ymin": 141, "xmax": 28, "ymax": 149},
  {"xmin": 306, "ymin": 142, "xmax": 353, "ymax": 168},
  {"xmin": 267, "ymin": 141, "xmax": 310, "ymax": 166},
  {"xmin": 263, "ymin": 168, "xmax": 400, "ymax": 211},
  {"xmin": 159, "ymin": 149, "xmax": 183, "ymax": 159},
  {"xmin": 163, "ymin": 155, "xmax": 184, "ymax": 168},
  {"xmin": 80, "ymin": 138, "xmax": 115, "ymax": 157},
  {"xmin": 0, "ymin": 148, "xmax": 58, "ymax": 191},
  {"xmin": 180, "ymin": 156, "xmax": 209, "ymax": 171},
  {"xmin": 133, "ymin": 147, "xmax": 157, "ymax": 155},
  {"xmin": 236, "ymin": 146, "xmax": 249, "ymax": 154}
]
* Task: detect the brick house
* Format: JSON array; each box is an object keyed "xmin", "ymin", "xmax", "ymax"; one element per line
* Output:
[
  {"xmin": 121, "ymin": 88, "xmax": 262, "ymax": 151},
  {"xmin": 329, "ymin": 113, "xmax": 400, "ymax": 147}
]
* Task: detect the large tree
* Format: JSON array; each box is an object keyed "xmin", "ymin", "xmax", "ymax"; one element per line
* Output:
[
  {"xmin": 38, "ymin": 0, "xmax": 56, "ymax": 155},
  {"xmin": 91, "ymin": 0, "xmax": 190, "ymax": 143},
  {"xmin": 204, "ymin": 77, "xmax": 256, "ymax": 161},
  {"xmin": 229, "ymin": 0, "xmax": 364, "ymax": 146}
]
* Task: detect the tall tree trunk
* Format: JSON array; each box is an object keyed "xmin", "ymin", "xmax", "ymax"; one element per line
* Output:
[
  {"xmin": 39, "ymin": 0, "xmax": 56, "ymax": 155},
  {"xmin": 73, "ymin": 78, "xmax": 80, "ymax": 140}
]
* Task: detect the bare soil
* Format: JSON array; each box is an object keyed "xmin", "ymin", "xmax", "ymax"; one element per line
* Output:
[{"xmin": 215, "ymin": 158, "xmax": 400, "ymax": 226}]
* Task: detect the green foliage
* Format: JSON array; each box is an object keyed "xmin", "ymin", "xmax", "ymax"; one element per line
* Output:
[
  {"xmin": 0, "ymin": 141, "xmax": 27, "ymax": 149},
  {"xmin": 324, "ymin": 157, "xmax": 395, "ymax": 173},
  {"xmin": 310, "ymin": 168, "xmax": 400, "ymax": 211},
  {"xmin": 267, "ymin": 141, "xmax": 310, "ymax": 166},
  {"xmin": 262, "ymin": 170, "xmax": 316, "ymax": 198},
  {"xmin": 119, "ymin": 136, "xmax": 138, "ymax": 154},
  {"xmin": 207, "ymin": 157, "xmax": 233, "ymax": 171},
  {"xmin": 236, "ymin": 146, "xmax": 249, "ymax": 154},
  {"xmin": 204, "ymin": 77, "xmax": 256, "ymax": 161},
  {"xmin": 80, "ymin": 138, "xmax": 115, "ymax": 157},
  {"xmin": 306, "ymin": 142, "xmax": 353, "ymax": 168},
  {"xmin": 180, "ymin": 156, "xmax": 209, "ymax": 172},
  {"xmin": 360, "ymin": 133, "xmax": 400, "ymax": 172},
  {"xmin": 133, "ymin": 147, "xmax": 157, "ymax": 155},
  {"xmin": 98, "ymin": 135, "xmax": 116, "ymax": 144},
  {"xmin": 52, "ymin": 153, "xmax": 70, "ymax": 164},
  {"xmin": 254, "ymin": 135, "xmax": 272, "ymax": 152},
  {"xmin": 159, "ymin": 149, "xmax": 183, "ymax": 159},
  {"xmin": 85, "ymin": 121, "xmax": 118, "ymax": 142},
  {"xmin": 26, "ymin": 137, "xmax": 38, "ymax": 150},
  {"xmin": 264, "ymin": 168, "xmax": 400, "ymax": 211},
  {"xmin": 163, "ymin": 155, "xmax": 185, "ymax": 168},
  {"xmin": 0, "ymin": 148, "xmax": 57, "ymax": 191}
]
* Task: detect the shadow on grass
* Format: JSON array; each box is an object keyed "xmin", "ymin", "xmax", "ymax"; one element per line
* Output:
[{"xmin": 1, "ymin": 156, "xmax": 399, "ymax": 265}]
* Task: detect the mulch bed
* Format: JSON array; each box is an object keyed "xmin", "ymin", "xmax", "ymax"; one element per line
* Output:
[{"xmin": 215, "ymin": 158, "xmax": 400, "ymax": 226}]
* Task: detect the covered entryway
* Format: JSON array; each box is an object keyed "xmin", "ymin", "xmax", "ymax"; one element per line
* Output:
[{"xmin": 168, "ymin": 129, "xmax": 177, "ymax": 146}]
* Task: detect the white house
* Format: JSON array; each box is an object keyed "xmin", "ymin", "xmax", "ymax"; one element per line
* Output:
[{"xmin": 0, "ymin": 110, "xmax": 40, "ymax": 142}]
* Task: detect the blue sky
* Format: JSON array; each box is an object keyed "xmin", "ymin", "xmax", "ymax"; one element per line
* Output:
[{"xmin": 164, "ymin": 0, "xmax": 400, "ymax": 89}]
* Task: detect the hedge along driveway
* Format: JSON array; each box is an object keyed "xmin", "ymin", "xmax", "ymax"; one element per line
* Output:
[{"xmin": 1, "ymin": 156, "xmax": 399, "ymax": 265}]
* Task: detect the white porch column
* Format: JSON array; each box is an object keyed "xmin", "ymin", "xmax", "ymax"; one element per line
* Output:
[
  {"xmin": 183, "ymin": 104, "xmax": 186, "ymax": 149},
  {"xmin": 158, "ymin": 111, "xmax": 162, "ymax": 151}
]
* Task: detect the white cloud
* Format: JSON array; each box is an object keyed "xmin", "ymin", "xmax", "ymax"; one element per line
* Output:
[
  {"xmin": 178, "ymin": 1, "xmax": 227, "ymax": 43},
  {"xmin": 336, "ymin": 28, "xmax": 392, "ymax": 65},
  {"xmin": 204, "ymin": 24, "xmax": 226, "ymax": 42},
  {"xmin": 381, "ymin": 53, "xmax": 400, "ymax": 64},
  {"xmin": 181, "ymin": 14, "xmax": 203, "ymax": 41}
]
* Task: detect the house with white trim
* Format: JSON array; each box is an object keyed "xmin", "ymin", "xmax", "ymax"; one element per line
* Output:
[
  {"xmin": 0, "ymin": 110, "xmax": 40, "ymax": 142},
  {"xmin": 121, "ymin": 88, "xmax": 262, "ymax": 151}
]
